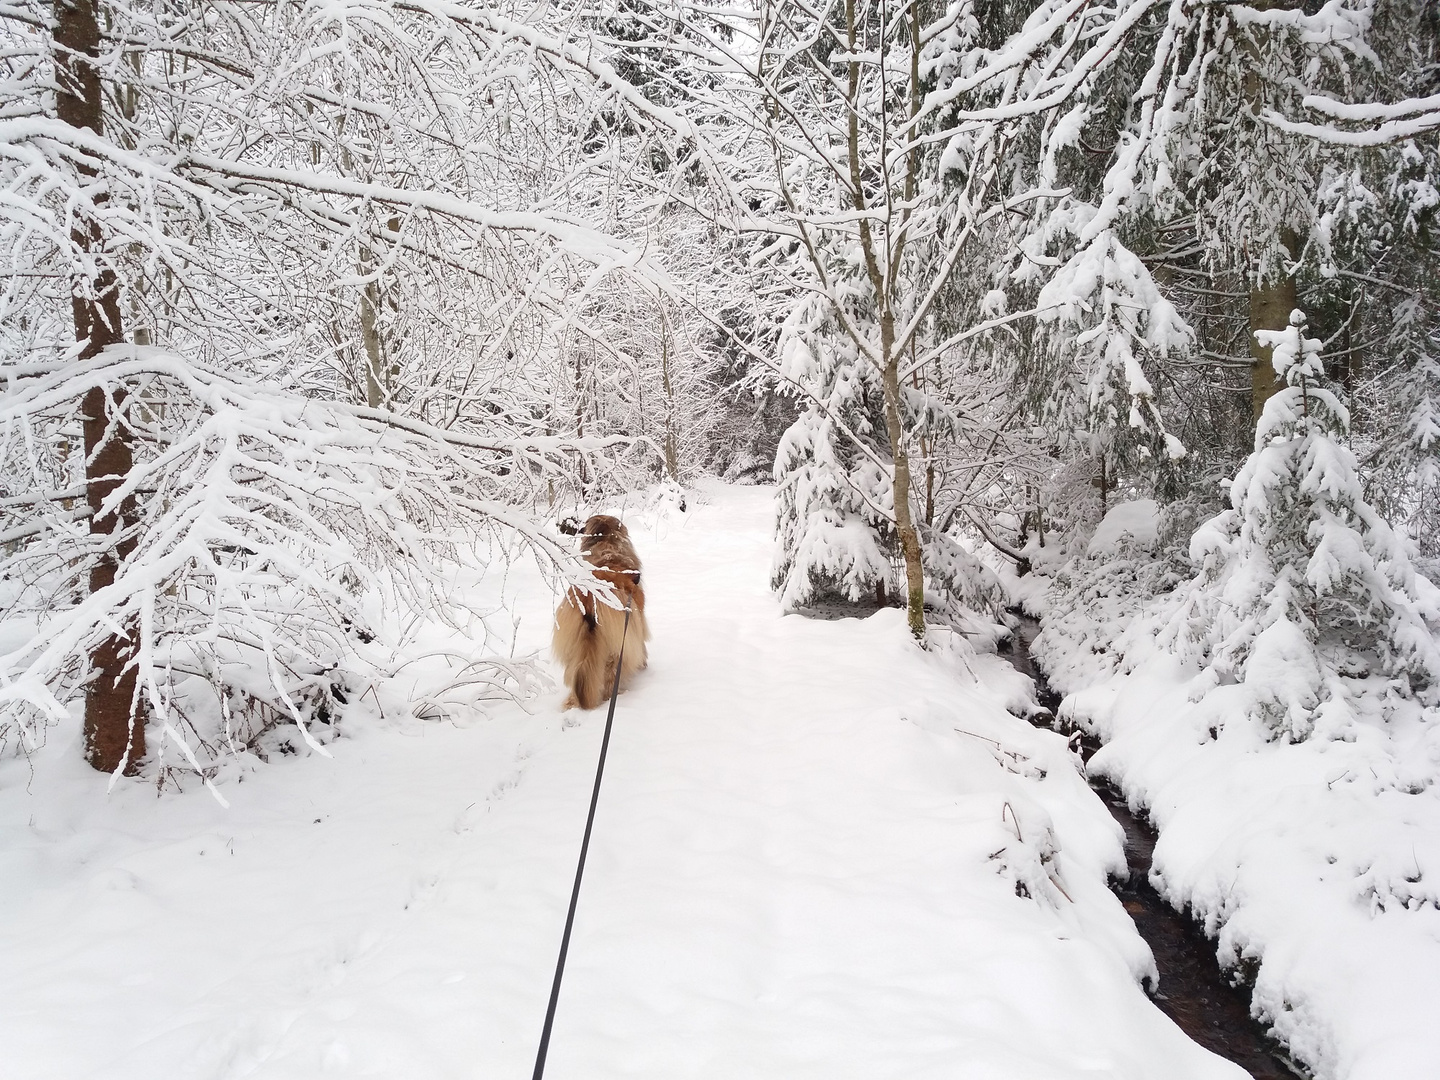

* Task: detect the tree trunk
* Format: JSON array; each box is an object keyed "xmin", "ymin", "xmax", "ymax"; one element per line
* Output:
[
  {"xmin": 879, "ymin": 313, "xmax": 926, "ymax": 644},
  {"xmin": 573, "ymin": 347, "xmax": 589, "ymax": 489},
  {"xmin": 842, "ymin": 0, "xmax": 925, "ymax": 644},
  {"xmin": 56, "ymin": 0, "xmax": 144, "ymax": 774},
  {"xmin": 359, "ymin": 242, "xmax": 385, "ymax": 408},
  {"xmin": 660, "ymin": 316, "xmax": 681, "ymax": 482},
  {"xmin": 1242, "ymin": 3, "xmax": 1303, "ymax": 425},
  {"xmin": 358, "ymin": 216, "xmax": 401, "ymax": 409},
  {"xmin": 1249, "ymin": 229, "xmax": 1298, "ymax": 423}
]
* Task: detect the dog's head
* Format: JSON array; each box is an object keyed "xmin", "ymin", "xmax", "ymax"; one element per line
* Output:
[{"xmin": 579, "ymin": 514, "xmax": 628, "ymax": 548}]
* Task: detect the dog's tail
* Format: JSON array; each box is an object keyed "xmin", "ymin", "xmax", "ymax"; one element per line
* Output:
[
  {"xmin": 553, "ymin": 591, "xmax": 612, "ymax": 710},
  {"xmin": 555, "ymin": 576, "xmax": 647, "ymax": 710},
  {"xmin": 569, "ymin": 627, "xmax": 611, "ymax": 711}
]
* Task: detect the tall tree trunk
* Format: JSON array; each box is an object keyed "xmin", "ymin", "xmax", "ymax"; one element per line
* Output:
[
  {"xmin": 845, "ymin": 0, "xmax": 926, "ymax": 644},
  {"xmin": 659, "ymin": 314, "xmax": 680, "ymax": 482},
  {"xmin": 573, "ymin": 346, "xmax": 589, "ymax": 490},
  {"xmin": 358, "ymin": 216, "xmax": 400, "ymax": 409},
  {"xmin": 1249, "ymin": 228, "xmax": 1299, "ymax": 423},
  {"xmin": 1242, "ymin": 1, "xmax": 1303, "ymax": 425},
  {"xmin": 56, "ymin": 0, "xmax": 144, "ymax": 773}
]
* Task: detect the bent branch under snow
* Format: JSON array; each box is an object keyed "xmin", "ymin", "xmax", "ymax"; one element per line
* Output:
[{"xmin": 0, "ymin": 347, "xmax": 614, "ymax": 781}]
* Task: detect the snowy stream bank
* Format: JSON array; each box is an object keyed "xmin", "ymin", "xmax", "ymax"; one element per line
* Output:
[
  {"xmin": 1004, "ymin": 616, "xmax": 1301, "ymax": 1080},
  {"xmin": 1025, "ymin": 498, "xmax": 1440, "ymax": 1080}
]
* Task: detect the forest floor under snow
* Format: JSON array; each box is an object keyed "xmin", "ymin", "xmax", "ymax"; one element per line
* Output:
[{"xmin": 0, "ymin": 482, "xmax": 1247, "ymax": 1080}]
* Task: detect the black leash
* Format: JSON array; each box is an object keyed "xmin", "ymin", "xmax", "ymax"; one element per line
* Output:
[{"xmin": 531, "ymin": 600, "xmax": 633, "ymax": 1080}]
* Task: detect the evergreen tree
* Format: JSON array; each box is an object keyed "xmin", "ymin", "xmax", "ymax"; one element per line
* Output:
[
  {"xmin": 1170, "ymin": 310, "xmax": 1440, "ymax": 740},
  {"xmin": 771, "ymin": 293, "xmax": 897, "ymax": 611}
]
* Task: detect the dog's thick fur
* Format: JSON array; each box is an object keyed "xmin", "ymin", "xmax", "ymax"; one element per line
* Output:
[{"xmin": 552, "ymin": 515, "xmax": 650, "ymax": 710}]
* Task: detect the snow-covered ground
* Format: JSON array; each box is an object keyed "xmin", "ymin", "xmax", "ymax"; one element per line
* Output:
[
  {"xmin": 1032, "ymin": 502, "xmax": 1440, "ymax": 1080},
  {"xmin": 0, "ymin": 483, "xmax": 1245, "ymax": 1080}
]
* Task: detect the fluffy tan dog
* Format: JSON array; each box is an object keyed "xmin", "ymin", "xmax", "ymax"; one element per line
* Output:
[{"xmin": 552, "ymin": 515, "xmax": 650, "ymax": 710}]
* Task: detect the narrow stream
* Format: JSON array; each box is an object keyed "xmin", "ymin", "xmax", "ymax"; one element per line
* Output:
[{"xmin": 1001, "ymin": 615, "xmax": 1305, "ymax": 1080}]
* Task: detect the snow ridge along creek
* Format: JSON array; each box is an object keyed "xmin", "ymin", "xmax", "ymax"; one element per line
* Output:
[
  {"xmin": 1, "ymin": 483, "xmax": 1247, "ymax": 1080},
  {"xmin": 1004, "ymin": 619, "xmax": 1300, "ymax": 1080}
]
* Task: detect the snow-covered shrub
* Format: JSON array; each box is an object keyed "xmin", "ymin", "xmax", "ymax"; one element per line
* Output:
[
  {"xmin": 921, "ymin": 524, "xmax": 1009, "ymax": 638},
  {"xmin": 771, "ymin": 293, "xmax": 897, "ymax": 611},
  {"xmin": 0, "ymin": 350, "xmax": 588, "ymax": 783},
  {"xmin": 1353, "ymin": 285, "xmax": 1440, "ymax": 559},
  {"xmin": 1167, "ymin": 310, "xmax": 1440, "ymax": 740},
  {"xmin": 1030, "ymin": 449, "xmax": 1106, "ymax": 559},
  {"xmin": 1032, "ymin": 499, "xmax": 1187, "ymax": 695}
]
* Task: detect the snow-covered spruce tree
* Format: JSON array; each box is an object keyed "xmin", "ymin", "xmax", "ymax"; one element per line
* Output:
[
  {"xmin": 1362, "ymin": 285, "xmax": 1440, "ymax": 558},
  {"xmin": 770, "ymin": 292, "xmax": 897, "ymax": 612},
  {"xmin": 1008, "ymin": 0, "xmax": 1382, "ymax": 477},
  {"xmin": 987, "ymin": 5, "xmax": 1195, "ymax": 506},
  {"xmin": 1329, "ymin": 164, "xmax": 1440, "ymax": 560},
  {"xmin": 1169, "ymin": 310, "xmax": 1440, "ymax": 741},
  {"xmin": 991, "ymin": 0, "xmax": 1440, "ymax": 581},
  {"xmin": 1264, "ymin": 0, "xmax": 1440, "ymax": 558},
  {"xmin": 1023, "ymin": 215, "xmax": 1193, "ymax": 504}
]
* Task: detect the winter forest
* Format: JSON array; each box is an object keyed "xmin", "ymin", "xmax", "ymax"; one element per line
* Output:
[{"xmin": 2, "ymin": 1, "xmax": 1439, "ymax": 1078}]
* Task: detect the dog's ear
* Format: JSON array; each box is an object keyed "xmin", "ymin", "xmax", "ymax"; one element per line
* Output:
[{"xmin": 557, "ymin": 515, "xmax": 584, "ymax": 536}]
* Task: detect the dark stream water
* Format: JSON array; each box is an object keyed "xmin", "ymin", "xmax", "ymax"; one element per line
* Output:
[{"xmin": 1002, "ymin": 616, "xmax": 1305, "ymax": 1080}]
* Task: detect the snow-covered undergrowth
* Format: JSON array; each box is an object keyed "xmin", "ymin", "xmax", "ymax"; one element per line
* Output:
[
  {"xmin": 1034, "ymin": 492, "xmax": 1440, "ymax": 1080},
  {"xmin": 1028, "ymin": 498, "xmax": 1188, "ymax": 696},
  {"xmin": 0, "ymin": 483, "xmax": 1245, "ymax": 1079},
  {"xmin": 0, "ymin": 350, "xmax": 597, "ymax": 779}
]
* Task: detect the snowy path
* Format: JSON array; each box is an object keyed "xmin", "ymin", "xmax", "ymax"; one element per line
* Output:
[{"xmin": 0, "ymin": 484, "xmax": 1247, "ymax": 1079}]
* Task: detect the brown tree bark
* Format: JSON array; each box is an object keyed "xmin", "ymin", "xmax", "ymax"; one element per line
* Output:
[
  {"xmin": 1241, "ymin": 1, "xmax": 1303, "ymax": 425},
  {"xmin": 879, "ymin": 314, "xmax": 927, "ymax": 642},
  {"xmin": 56, "ymin": 0, "xmax": 144, "ymax": 773},
  {"xmin": 659, "ymin": 314, "xmax": 681, "ymax": 483},
  {"xmin": 358, "ymin": 216, "xmax": 401, "ymax": 409},
  {"xmin": 359, "ymin": 242, "xmax": 385, "ymax": 408},
  {"xmin": 1249, "ymin": 229, "xmax": 1299, "ymax": 423}
]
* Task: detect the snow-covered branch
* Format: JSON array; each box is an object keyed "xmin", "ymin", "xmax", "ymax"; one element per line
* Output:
[{"xmin": 0, "ymin": 348, "xmax": 606, "ymax": 775}]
